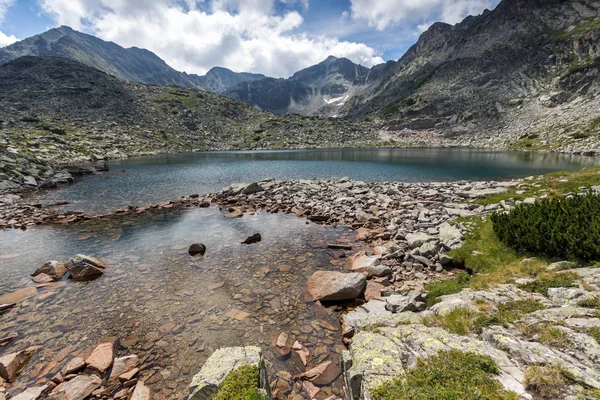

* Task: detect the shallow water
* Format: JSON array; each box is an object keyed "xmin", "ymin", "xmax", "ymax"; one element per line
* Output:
[
  {"xmin": 0, "ymin": 207, "xmax": 359, "ymax": 399},
  {"xmin": 33, "ymin": 148, "xmax": 599, "ymax": 213}
]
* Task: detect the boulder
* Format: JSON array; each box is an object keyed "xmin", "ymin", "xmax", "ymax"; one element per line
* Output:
[
  {"xmin": 306, "ymin": 271, "xmax": 366, "ymax": 302},
  {"xmin": 0, "ymin": 347, "xmax": 39, "ymax": 382},
  {"xmin": 63, "ymin": 357, "xmax": 85, "ymax": 375},
  {"xmin": 67, "ymin": 254, "xmax": 105, "ymax": 281},
  {"xmin": 189, "ymin": 346, "xmax": 269, "ymax": 400},
  {"xmin": 385, "ymin": 292, "xmax": 427, "ymax": 313},
  {"xmin": 49, "ymin": 374, "xmax": 101, "ymax": 400},
  {"xmin": 188, "ymin": 244, "xmax": 206, "ymax": 257},
  {"xmin": 85, "ymin": 342, "xmax": 114, "ymax": 373},
  {"xmin": 31, "ymin": 261, "xmax": 68, "ymax": 281},
  {"xmin": 438, "ymin": 223, "xmax": 462, "ymax": 244},
  {"xmin": 241, "ymin": 182, "xmax": 264, "ymax": 195},
  {"xmin": 405, "ymin": 232, "xmax": 434, "ymax": 248}
]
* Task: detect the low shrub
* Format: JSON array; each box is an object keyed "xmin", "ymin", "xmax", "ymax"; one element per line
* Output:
[
  {"xmin": 491, "ymin": 194, "xmax": 600, "ymax": 262},
  {"xmin": 214, "ymin": 365, "xmax": 267, "ymax": 400},
  {"xmin": 371, "ymin": 350, "xmax": 517, "ymax": 400}
]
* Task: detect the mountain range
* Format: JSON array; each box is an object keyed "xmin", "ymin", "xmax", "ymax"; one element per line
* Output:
[
  {"xmin": 0, "ymin": 26, "xmax": 265, "ymax": 93},
  {"xmin": 0, "ymin": 0, "xmax": 599, "ymax": 155}
]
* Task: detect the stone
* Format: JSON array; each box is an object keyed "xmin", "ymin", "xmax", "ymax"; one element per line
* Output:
[
  {"xmin": 0, "ymin": 287, "xmax": 37, "ymax": 304},
  {"xmin": 189, "ymin": 346, "xmax": 269, "ymax": 400},
  {"xmin": 49, "ymin": 374, "xmax": 101, "ymax": 400},
  {"xmin": 188, "ymin": 244, "xmax": 206, "ymax": 256},
  {"xmin": 63, "ymin": 357, "xmax": 85, "ymax": 375},
  {"xmin": 0, "ymin": 347, "xmax": 38, "ymax": 382},
  {"xmin": 108, "ymin": 355, "xmax": 140, "ymax": 384},
  {"xmin": 438, "ymin": 222, "xmax": 462, "ymax": 243},
  {"xmin": 346, "ymin": 252, "xmax": 391, "ymax": 278},
  {"xmin": 242, "ymin": 233, "xmax": 262, "ymax": 244},
  {"xmin": 306, "ymin": 271, "xmax": 366, "ymax": 302},
  {"xmin": 385, "ymin": 292, "xmax": 427, "ymax": 313},
  {"xmin": 11, "ymin": 386, "xmax": 48, "ymax": 400},
  {"xmin": 405, "ymin": 232, "xmax": 434, "ymax": 248},
  {"xmin": 31, "ymin": 261, "xmax": 68, "ymax": 281},
  {"xmin": 85, "ymin": 342, "xmax": 114, "ymax": 373},
  {"xmin": 130, "ymin": 381, "xmax": 151, "ymax": 400},
  {"xmin": 547, "ymin": 261, "xmax": 577, "ymax": 271},
  {"xmin": 32, "ymin": 273, "xmax": 55, "ymax": 284},
  {"xmin": 225, "ymin": 208, "xmax": 243, "ymax": 218},
  {"xmin": 241, "ymin": 182, "xmax": 264, "ymax": 195},
  {"xmin": 67, "ymin": 254, "xmax": 105, "ymax": 281}
]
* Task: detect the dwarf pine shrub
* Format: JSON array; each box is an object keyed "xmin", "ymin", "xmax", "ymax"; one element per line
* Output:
[{"xmin": 491, "ymin": 194, "xmax": 600, "ymax": 262}]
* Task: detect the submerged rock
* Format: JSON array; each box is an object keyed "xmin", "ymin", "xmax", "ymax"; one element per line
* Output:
[
  {"xmin": 85, "ymin": 342, "xmax": 114, "ymax": 373},
  {"xmin": 67, "ymin": 254, "xmax": 105, "ymax": 281},
  {"xmin": 49, "ymin": 374, "xmax": 101, "ymax": 400},
  {"xmin": 242, "ymin": 233, "xmax": 262, "ymax": 244},
  {"xmin": 31, "ymin": 260, "xmax": 67, "ymax": 281},
  {"xmin": 188, "ymin": 243, "xmax": 207, "ymax": 256},
  {"xmin": 0, "ymin": 347, "xmax": 39, "ymax": 382},
  {"xmin": 306, "ymin": 271, "xmax": 366, "ymax": 302}
]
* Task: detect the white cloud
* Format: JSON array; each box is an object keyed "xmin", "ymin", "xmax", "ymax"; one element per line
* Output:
[
  {"xmin": 0, "ymin": 0, "xmax": 14, "ymax": 20},
  {"xmin": 349, "ymin": 0, "xmax": 495, "ymax": 31},
  {"xmin": 38, "ymin": 0, "xmax": 383, "ymax": 77},
  {"xmin": 0, "ymin": 30, "xmax": 17, "ymax": 47}
]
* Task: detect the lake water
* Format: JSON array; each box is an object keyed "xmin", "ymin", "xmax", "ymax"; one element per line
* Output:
[
  {"xmin": 33, "ymin": 148, "xmax": 599, "ymax": 213},
  {"xmin": 0, "ymin": 206, "xmax": 360, "ymax": 399}
]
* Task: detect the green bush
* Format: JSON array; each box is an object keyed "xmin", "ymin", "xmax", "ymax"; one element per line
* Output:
[
  {"xmin": 371, "ymin": 350, "xmax": 517, "ymax": 400},
  {"xmin": 214, "ymin": 365, "xmax": 267, "ymax": 400},
  {"xmin": 491, "ymin": 194, "xmax": 600, "ymax": 262}
]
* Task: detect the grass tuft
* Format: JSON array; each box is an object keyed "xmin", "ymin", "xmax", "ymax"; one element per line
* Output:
[
  {"xmin": 524, "ymin": 365, "xmax": 573, "ymax": 399},
  {"xmin": 517, "ymin": 272, "xmax": 580, "ymax": 295},
  {"xmin": 371, "ymin": 350, "xmax": 517, "ymax": 400},
  {"xmin": 518, "ymin": 323, "xmax": 571, "ymax": 349},
  {"xmin": 214, "ymin": 365, "xmax": 268, "ymax": 400}
]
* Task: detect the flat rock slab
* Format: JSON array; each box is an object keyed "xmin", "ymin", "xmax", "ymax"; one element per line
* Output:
[
  {"xmin": 10, "ymin": 385, "xmax": 47, "ymax": 400},
  {"xmin": 31, "ymin": 261, "xmax": 67, "ymax": 281},
  {"xmin": 130, "ymin": 381, "xmax": 151, "ymax": 400},
  {"xmin": 49, "ymin": 374, "xmax": 101, "ymax": 400},
  {"xmin": 109, "ymin": 355, "xmax": 140, "ymax": 384},
  {"xmin": 0, "ymin": 287, "xmax": 37, "ymax": 304},
  {"xmin": 306, "ymin": 271, "xmax": 366, "ymax": 302},
  {"xmin": 85, "ymin": 342, "xmax": 114, "ymax": 373}
]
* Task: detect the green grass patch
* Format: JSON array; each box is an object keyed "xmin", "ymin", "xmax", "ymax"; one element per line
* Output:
[
  {"xmin": 424, "ymin": 272, "xmax": 471, "ymax": 305},
  {"xmin": 578, "ymin": 297, "xmax": 600, "ymax": 308},
  {"xmin": 517, "ymin": 271, "xmax": 579, "ymax": 294},
  {"xmin": 371, "ymin": 350, "xmax": 517, "ymax": 400},
  {"xmin": 423, "ymin": 307, "xmax": 482, "ymax": 336},
  {"xmin": 519, "ymin": 323, "xmax": 571, "ymax": 349},
  {"xmin": 214, "ymin": 365, "xmax": 267, "ymax": 400},
  {"xmin": 524, "ymin": 365, "xmax": 574, "ymax": 399},
  {"xmin": 587, "ymin": 328, "xmax": 600, "ymax": 344}
]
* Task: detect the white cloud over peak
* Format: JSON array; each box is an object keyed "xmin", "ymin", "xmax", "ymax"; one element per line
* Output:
[
  {"xmin": 37, "ymin": 0, "xmax": 384, "ymax": 77},
  {"xmin": 350, "ymin": 0, "xmax": 495, "ymax": 31},
  {"xmin": 0, "ymin": 0, "xmax": 18, "ymax": 47}
]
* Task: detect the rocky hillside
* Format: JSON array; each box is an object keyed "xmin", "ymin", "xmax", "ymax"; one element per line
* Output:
[
  {"xmin": 0, "ymin": 26, "xmax": 265, "ymax": 93},
  {"xmin": 0, "ymin": 56, "xmax": 376, "ymax": 189},
  {"xmin": 226, "ymin": 56, "xmax": 387, "ymax": 117},
  {"xmin": 341, "ymin": 0, "xmax": 600, "ymax": 151}
]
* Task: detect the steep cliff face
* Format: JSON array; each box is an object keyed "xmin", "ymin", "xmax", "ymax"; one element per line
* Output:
[
  {"xmin": 343, "ymin": 0, "xmax": 600, "ymax": 137},
  {"xmin": 0, "ymin": 26, "xmax": 264, "ymax": 92},
  {"xmin": 226, "ymin": 56, "xmax": 375, "ymax": 116}
]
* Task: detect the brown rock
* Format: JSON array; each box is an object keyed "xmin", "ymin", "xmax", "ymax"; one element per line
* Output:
[
  {"xmin": 305, "ymin": 271, "xmax": 366, "ymax": 302},
  {"xmin": 119, "ymin": 367, "xmax": 139, "ymax": 382},
  {"xmin": 295, "ymin": 361, "xmax": 332, "ymax": 382},
  {"xmin": 10, "ymin": 385, "xmax": 48, "ymax": 400},
  {"xmin": 31, "ymin": 261, "xmax": 68, "ymax": 281},
  {"xmin": 0, "ymin": 346, "xmax": 39, "ymax": 382},
  {"xmin": 275, "ymin": 332, "xmax": 291, "ymax": 357},
  {"xmin": 50, "ymin": 374, "xmax": 101, "ymax": 400},
  {"xmin": 67, "ymin": 255, "xmax": 105, "ymax": 282},
  {"xmin": 63, "ymin": 358, "xmax": 85, "ymax": 375},
  {"xmin": 85, "ymin": 342, "xmax": 113, "ymax": 373},
  {"xmin": 0, "ymin": 287, "xmax": 37, "ymax": 304},
  {"xmin": 0, "ymin": 336, "xmax": 15, "ymax": 347},
  {"xmin": 108, "ymin": 355, "xmax": 140, "ymax": 385},
  {"xmin": 364, "ymin": 281, "xmax": 384, "ymax": 301},
  {"xmin": 32, "ymin": 273, "xmax": 54, "ymax": 284},
  {"xmin": 225, "ymin": 208, "xmax": 243, "ymax": 218},
  {"xmin": 130, "ymin": 381, "xmax": 151, "ymax": 400}
]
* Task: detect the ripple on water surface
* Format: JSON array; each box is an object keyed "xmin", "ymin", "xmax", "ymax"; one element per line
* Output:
[{"xmin": 0, "ymin": 207, "xmax": 359, "ymax": 399}]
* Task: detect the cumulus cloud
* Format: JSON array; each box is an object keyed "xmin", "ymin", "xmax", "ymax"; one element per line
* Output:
[
  {"xmin": 0, "ymin": 30, "xmax": 17, "ymax": 47},
  {"xmin": 350, "ymin": 0, "xmax": 496, "ymax": 31},
  {"xmin": 0, "ymin": 0, "xmax": 18, "ymax": 47},
  {"xmin": 38, "ymin": 0, "xmax": 384, "ymax": 77}
]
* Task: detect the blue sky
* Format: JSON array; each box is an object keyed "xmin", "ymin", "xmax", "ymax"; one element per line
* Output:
[{"xmin": 0, "ymin": 0, "xmax": 501, "ymax": 77}]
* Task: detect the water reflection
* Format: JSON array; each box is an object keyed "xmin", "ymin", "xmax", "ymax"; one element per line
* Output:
[
  {"xmin": 31, "ymin": 148, "xmax": 599, "ymax": 213},
  {"xmin": 0, "ymin": 207, "xmax": 357, "ymax": 399}
]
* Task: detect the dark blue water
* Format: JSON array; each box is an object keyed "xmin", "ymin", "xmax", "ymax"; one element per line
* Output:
[{"xmin": 35, "ymin": 148, "xmax": 598, "ymax": 213}]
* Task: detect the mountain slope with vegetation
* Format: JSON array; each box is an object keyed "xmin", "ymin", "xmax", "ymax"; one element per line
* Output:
[{"xmin": 0, "ymin": 56, "xmax": 376, "ymax": 166}]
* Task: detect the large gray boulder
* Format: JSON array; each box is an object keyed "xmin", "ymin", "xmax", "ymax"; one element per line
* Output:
[
  {"xmin": 188, "ymin": 346, "xmax": 269, "ymax": 400},
  {"xmin": 306, "ymin": 271, "xmax": 366, "ymax": 302}
]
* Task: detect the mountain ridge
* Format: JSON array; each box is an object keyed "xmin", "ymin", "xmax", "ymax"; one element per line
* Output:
[{"xmin": 0, "ymin": 26, "xmax": 265, "ymax": 93}]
